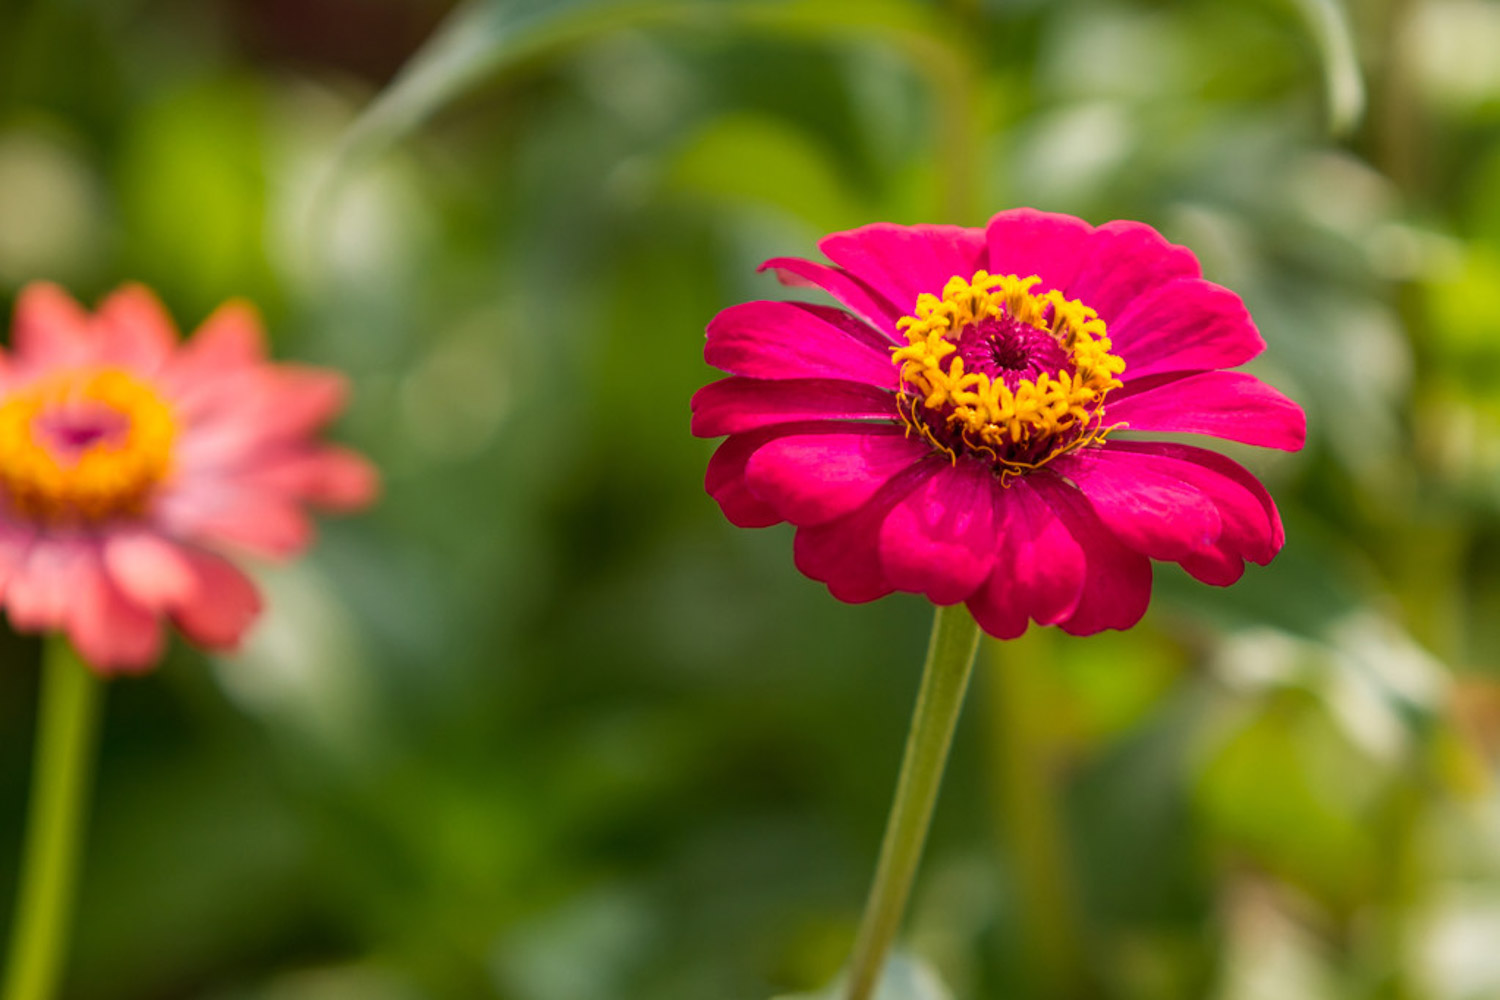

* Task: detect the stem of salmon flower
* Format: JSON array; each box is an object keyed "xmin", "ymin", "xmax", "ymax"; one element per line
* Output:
[
  {"xmin": 843, "ymin": 603, "xmax": 982, "ymax": 1000},
  {"xmin": 2, "ymin": 638, "xmax": 104, "ymax": 1000}
]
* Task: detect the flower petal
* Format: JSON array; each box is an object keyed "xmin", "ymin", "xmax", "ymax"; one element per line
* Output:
[
  {"xmin": 1103, "ymin": 440, "xmax": 1285, "ymax": 584},
  {"xmin": 69, "ymin": 553, "xmax": 163, "ymax": 674},
  {"xmin": 94, "ymin": 283, "xmax": 178, "ymax": 373},
  {"xmin": 1030, "ymin": 475, "xmax": 1154, "ymax": 636},
  {"xmin": 7, "ymin": 538, "xmax": 89, "ymax": 633},
  {"xmin": 879, "ymin": 459, "xmax": 999, "ymax": 604},
  {"xmin": 705, "ymin": 300, "xmax": 897, "ymax": 384},
  {"xmin": 691, "ymin": 377, "xmax": 898, "ymax": 437},
  {"xmin": 745, "ymin": 425, "xmax": 932, "ymax": 526},
  {"xmin": 705, "ymin": 419, "xmax": 918, "ymax": 530},
  {"xmin": 759, "ymin": 257, "xmax": 904, "ymax": 338},
  {"xmin": 12, "ymin": 282, "xmax": 93, "ymax": 371},
  {"xmin": 1109, "ymin": 277, "xmax": 1265, "ymax": 379},
  {"xmin": 2, "ymin": 537, "xmax": 162, "ymax": 672},
  {"xmin": 172, "ymin": 366, "xmax": 351, "ymax": 467},
  {"xmin": 1108, "ymin": 371, "xmax": 1307, "ymax": 451},
  {"xmin": 791, "ymin": 459, "xmax": 940, "ymax": 603},
  {"xmin": 1051, "ymin": 448, "xmax": 1221, "ymax": 560},
  {"xmin": 984, "ymin": 208, "xmax": 1094, "ymax": 295},
  {"xmin": 242, "ymin": 447, "xmax": 380, "ymax": 511},
  {"xmin": 99, "ymin": 534, "xmax": 263, "ymax": 650},
  {"xmin": 156, "ymin": 483, "xmax": 313, "ymax": 559},
  {"xmin": 965, "ymin": 477, "xmax": 1086, "ymax": 638},
  {"xmin": 0, "ymin": 521, "xmax": 37, "ymax": 600},
  {"xmin": 252, "ymin": 367, "xmax": 349, "ymax": 437},
  {"xmin": 169, "ymin": 299, "xmax": 267, "ymax": 381},
  {"xmin": 817, "ymin": 223, "xmax": 989, "ymax": 315},
  {"xmin": 704, "ymin": 425, "xmax": 798, "ymax": 528},
  {"xmin": 104, "ymin": 530, "xmax": 198, "ymax": 610},
  {"xmin": 1065, "ymin": 220, "xmax": 1201, "ymax": 324},
  {"xmin": 170, "ymin": 548, "xmax": 263, "ymax": 650}
]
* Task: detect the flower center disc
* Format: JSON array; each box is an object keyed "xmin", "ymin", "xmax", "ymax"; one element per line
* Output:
[
  {"xmin": 0, "ymin": 368, "xmax": 177, "ymax": 523},
  {"xmin": 891, "ymin": 271, "xmax": 1126, "ymax": 479}
]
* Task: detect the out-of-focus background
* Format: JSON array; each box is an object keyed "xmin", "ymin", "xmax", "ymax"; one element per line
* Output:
[{"xmin": 1, "ymin": 0, "xmax": 1498, "ymax": 997}]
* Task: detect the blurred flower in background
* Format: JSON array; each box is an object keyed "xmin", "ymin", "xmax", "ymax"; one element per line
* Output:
[
  {"xmin": 0, "ymin": 283, "xmax": 376, "ymax": 1000},
  {"xmin": 0, "ymin": 284, "xmax": 375, "ymax": 670},
  {"xmin": 2, "ymin": 0, "xmax": 1500, "ymax": 999}
]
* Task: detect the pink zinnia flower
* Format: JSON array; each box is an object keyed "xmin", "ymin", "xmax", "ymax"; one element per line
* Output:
[
  {"xmin": 0, "ymin": 283, "xmax": 377, "ymax": 672},
  {"xmin": 692, "ymin": 209, "xmax": 1306, "ymax": 636}
]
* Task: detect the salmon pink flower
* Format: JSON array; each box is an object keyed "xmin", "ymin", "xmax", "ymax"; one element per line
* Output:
[
  {"xmin": 0, "ymin": 282, "xmax": 377, "ymax": 672},
  {"xmin": 692, "ymin": 209, "xmax": 1305, "ymax": 636}
]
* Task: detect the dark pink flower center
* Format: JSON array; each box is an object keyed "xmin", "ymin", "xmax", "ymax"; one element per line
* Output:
[
  {"xmin": 951, "ymin": 314, "xmax": 1072, "ymax": 390},
  {"xmin": 32, "ymin": 404, "xmax": 132, "ymax": 462}
]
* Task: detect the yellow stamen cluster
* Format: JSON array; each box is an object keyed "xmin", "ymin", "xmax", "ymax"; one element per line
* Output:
[
  {"xmin": 892, "ymin": 271, "xmax": 1125, "ymax": 471},
  {"xmin": 0, "ymin": 368, "xmax": 176, "ymax": 522}
]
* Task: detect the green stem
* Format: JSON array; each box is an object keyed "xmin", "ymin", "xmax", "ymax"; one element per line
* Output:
[
  {"xmin": 3, "ymin": 639, "xmax": 104, "ymax": 1000},
  {"xmin": 843, "ymin": 603, "xmax": 982, "ymax": 1000},
  {"xmin": 985, "ymin": 630, "xmax": 1095, "ymax": 998},
  {"xmin": 923, "ymin": 29, "xmax": 980, "ymax": 226}
]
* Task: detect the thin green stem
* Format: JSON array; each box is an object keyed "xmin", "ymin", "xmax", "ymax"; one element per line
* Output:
[
  {"xmin": 3, "ymin": 639, "xmax": 104, "ymax": 1000},
  {"xmin": 924, "ymin": 33, "xmax": 981, "ymax": 226},
  {"xmin": 985, "ymin": 630, "xmax": 1095, "ymax": 998},
  {"xmin": 843, "ymin": 603, "xmax": 982, "ymax": 1000}
]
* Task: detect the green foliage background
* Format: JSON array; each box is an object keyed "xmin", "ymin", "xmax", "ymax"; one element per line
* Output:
[{"xmin": 3, "ymin": 0, "xmax": 1499, "ymax": 998}]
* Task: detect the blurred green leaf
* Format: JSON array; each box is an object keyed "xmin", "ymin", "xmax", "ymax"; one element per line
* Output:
[
  {"xmin": 1288, "ymin": 0, "xmax": 1365, "ymax": 137},
  {"xmin": 330, "ymin": 0, "xmax": 686, "ymax": 177},
  {"xmin": 329, "ymin": 0, "xmax": 945, "ymax": 180},
  {"xmin": 1424, "ymin": 242, "xmax": 1500, "ymax": 375},
  {"xmin": 729, "ymin": 0, "xmax": 939, "ymax": 41},
  {"xmin": 670, "ymin": 113, "xmax": 870, "ymax": 231},
  {"xmin": 1196, "ymin": 689, "xmax": 1382, "ymax": 909},
  {"xmin": 117, "ymin": 77, "xmax": 272, "ymax": 313}
]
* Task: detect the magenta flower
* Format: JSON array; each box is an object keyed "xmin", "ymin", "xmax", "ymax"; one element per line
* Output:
[
  {"xmin": 0, "ymin": 283, "xmax": 377, "ymax": 672},
  {"xmin": 692, "ymin": 209, "xmax": 1305, "ymax": 636}
]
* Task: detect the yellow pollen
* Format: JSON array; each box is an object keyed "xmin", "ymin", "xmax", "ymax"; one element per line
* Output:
[
  {"xmin": 0, "ymin": 368, "xmax": 176, "ymax": 523},
  {"xmin": 892, "ymin": 271, "xmax": 1126, "ymax": 477}
]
